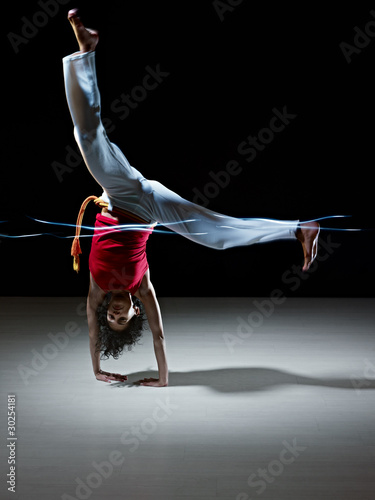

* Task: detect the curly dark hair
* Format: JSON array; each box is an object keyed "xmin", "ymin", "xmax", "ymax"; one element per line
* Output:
[{"xmin": 96, "ymin": 294, "xmax": 148, "ymax": 360}]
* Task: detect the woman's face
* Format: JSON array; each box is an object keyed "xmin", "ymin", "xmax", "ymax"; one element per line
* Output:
[{"xmin": 107, "ymin": 291, "xmax": 140, "ymax": 332}]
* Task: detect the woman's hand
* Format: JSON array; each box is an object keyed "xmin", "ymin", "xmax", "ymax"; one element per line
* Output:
[
  {"xmin": 138, "ymin": 377, "xmax": 168, "ymax": 387},
  {"xmin": 95, "ymin": 370, "xmax": 128, "ymax": 383}
]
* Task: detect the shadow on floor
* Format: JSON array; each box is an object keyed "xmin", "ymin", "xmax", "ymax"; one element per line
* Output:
[{"xmin": 109, "ymin": 367, "xmax": 375, "ymax": 393}]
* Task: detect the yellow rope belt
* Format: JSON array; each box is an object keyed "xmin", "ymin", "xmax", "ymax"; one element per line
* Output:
[
  {"xmin": 71, "ymin": 196, "xmax": 106, "ymax": 273},
  {"xmin": 71, "ymin": 196, "xmax": 155, "ymax": 273}
]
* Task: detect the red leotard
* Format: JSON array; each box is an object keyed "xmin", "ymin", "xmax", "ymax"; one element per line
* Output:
[{"xmin": 89, "ymin": 213, "xmax": 153, "ymax": 294}]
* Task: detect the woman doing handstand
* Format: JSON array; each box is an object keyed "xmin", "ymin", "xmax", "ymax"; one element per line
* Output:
[{"xmin": 64, "ymin": 10, "xmax": 319, "ymax": 387}]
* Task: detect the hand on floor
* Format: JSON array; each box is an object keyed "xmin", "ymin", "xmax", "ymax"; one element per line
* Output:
[{"xmin": 95, "ymin": 370, "xmax": 128, "ymax": 383}]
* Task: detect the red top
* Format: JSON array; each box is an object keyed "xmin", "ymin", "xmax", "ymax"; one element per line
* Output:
[{"xmin": 89, "ymin": 213, "xmax": 153, "ymax": 294}]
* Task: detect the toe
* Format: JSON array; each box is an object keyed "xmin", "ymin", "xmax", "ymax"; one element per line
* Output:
[
  {"xmin": 68, "ymin": 9, "xmax": 82, "ymax": 27},
  {"xmin": 68, "ymin": 8, "xmax": 79, "ymax": 19}
]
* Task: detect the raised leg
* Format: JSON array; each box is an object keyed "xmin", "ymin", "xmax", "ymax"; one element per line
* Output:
[
  {"xmin": 144, "ymin": 181, "xmax": 319, "ymax": 270},
  {"xmin": 63, "ymin": 10, "xmax": 145, "ymax": 215}
]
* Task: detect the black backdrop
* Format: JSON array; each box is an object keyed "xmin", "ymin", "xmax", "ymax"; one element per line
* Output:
[{"xmin": 2, "ymin": 1, "xmax": 374, "ymax": 297}]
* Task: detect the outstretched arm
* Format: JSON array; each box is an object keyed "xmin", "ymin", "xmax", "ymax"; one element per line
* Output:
[
  {"xmin": 87, "ymin": 274, "xmax": 128, "ymax": 383},
  {"xmin": 137, "ymin": 274, "xmax": 168, "ymax": 387}
]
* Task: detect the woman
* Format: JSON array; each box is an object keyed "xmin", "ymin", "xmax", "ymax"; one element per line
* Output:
[{"xmin": 64, "ymin": 10, "xmax": 319, "ymax": 387}]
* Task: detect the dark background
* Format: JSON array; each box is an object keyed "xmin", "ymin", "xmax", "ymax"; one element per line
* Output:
[{"xmin": 2, "ymin": 1, "xmax": 374, "ymax": 297}]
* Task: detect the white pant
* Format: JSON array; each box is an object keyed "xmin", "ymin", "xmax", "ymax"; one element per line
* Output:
[{"xmin": 63, "ymin": 51, "xmax": 298, "ymax": 250}]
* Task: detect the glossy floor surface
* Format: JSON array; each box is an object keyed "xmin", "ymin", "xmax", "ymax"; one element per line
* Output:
[{"xmin": 0, "ymin": 297, "xmax": 374, "ymax": 500}]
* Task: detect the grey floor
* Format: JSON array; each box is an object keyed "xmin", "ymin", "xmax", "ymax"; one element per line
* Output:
[{"xmin": 0, "ymin": 297, "xmax": 374, "ymax": 500}]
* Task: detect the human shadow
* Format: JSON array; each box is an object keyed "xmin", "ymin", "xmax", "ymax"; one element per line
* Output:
[{"xmin": 109, "ymin": 367, "xmax": 375, "ymax": 393}]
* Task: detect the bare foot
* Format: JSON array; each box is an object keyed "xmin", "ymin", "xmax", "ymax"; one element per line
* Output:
[
  {"xmin": 68, "ymin": 9, "xmax": 99, "ymax": 53},
  {"xmin": 296, "ymin": 221, "xmax": 320, "ymax": 272}
]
